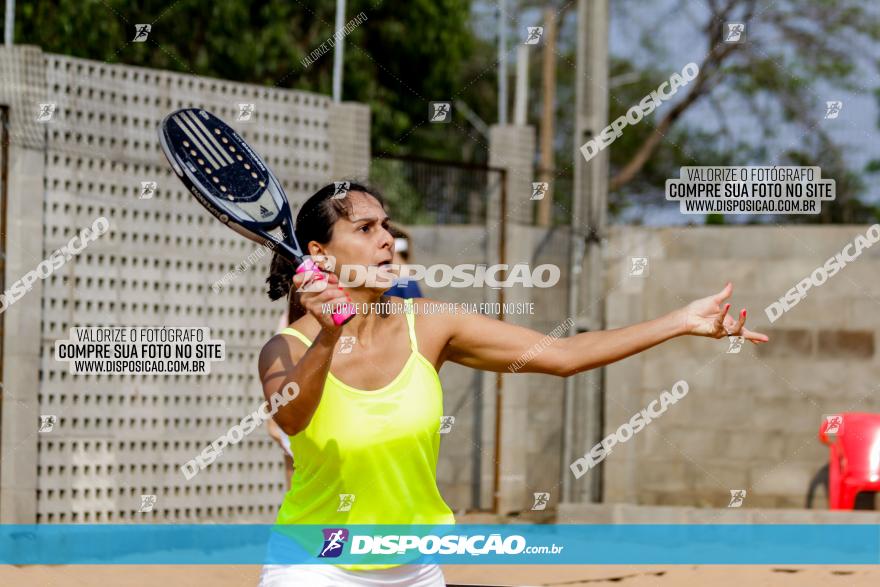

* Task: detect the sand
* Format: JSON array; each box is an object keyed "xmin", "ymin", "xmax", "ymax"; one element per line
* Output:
[{"xmin": 1, "ymin": 564, "xmax": 879, "ymax": 586}]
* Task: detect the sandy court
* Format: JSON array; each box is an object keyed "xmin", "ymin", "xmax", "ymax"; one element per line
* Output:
[{"xmin": 1, "ymin": 564, "xmax": 879, "ymax": 586}]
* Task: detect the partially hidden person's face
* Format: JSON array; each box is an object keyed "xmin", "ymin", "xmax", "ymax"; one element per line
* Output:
[{"xmin": 309, "ymin": 191, "xmax": 397, "ymax": 291}]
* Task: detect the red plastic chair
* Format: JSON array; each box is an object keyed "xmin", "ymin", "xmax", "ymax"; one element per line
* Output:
[{"xmin": 818, "ymin": 412, "xmax": 880, "ymax": 509}]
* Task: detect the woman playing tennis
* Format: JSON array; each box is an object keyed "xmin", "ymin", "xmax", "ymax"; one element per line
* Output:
[{"xmin": 256, "ymin": 182, "xmax": 769, "ymax": 586}]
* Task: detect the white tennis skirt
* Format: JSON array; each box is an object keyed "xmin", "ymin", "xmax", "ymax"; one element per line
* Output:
[{"xmin": 258, "ymin": 563, "xmax": 446, "ymax": 586}]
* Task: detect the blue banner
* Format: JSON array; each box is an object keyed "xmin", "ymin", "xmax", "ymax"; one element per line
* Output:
[{"xmin": 0, "ymin": 524, "xmax": 878, "ymax": 565}]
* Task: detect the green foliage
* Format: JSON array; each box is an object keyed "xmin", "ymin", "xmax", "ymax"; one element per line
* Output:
[
  {"xmin": 12, "ymin": 0, "xmax": 480, "ymax": 161},
  {"xmin": 782, "ymin": 140, "xmax": 877, "ymax": 224},
  {"xmin": 602, "ymin": 58, "xmax": 758, "ymax": 218},
  {"xmin": 604, "ymin": 0, "xmax": 880, "ymax": 224},
  {"xmin": 370, "ymin": 159, "xmax": 435, "ymax": 224},
  {"xmin": 13, "ymin": 0, "xmax": 880, "ymax": 225}
]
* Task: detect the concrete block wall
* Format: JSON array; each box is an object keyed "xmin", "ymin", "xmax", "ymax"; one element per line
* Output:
[
  {"xmin": 0, "ymin": 46, "xmax": 367, "ymax": 523},
  {"xmin": 405, "ymin": 224, "xmax": 490, "ymax": 512},
  {"xmin": 6, "ymin": 48, "xmax": 862, "ymax": 523},
  {"xmin": 511, "ymin": 225, "xmax": 570, "ymax": 513},
  {"xmin": 488, "ymin": 124, "xmax": 536, "ymax": 226},
  {"xmin": 0, "ymin": 45, "xmax": 47, "ymax": 523},
  {"xmin": 599, "ymin": 224, "xmax": 880, "ymax": 510},
  {"xmin": 329, "ymin": 101, "xmax": 370, "ymax": 180},
  {"xmin": 408, "ymin": 222, "xmax": 572, "ymax": 515},
  {"xmin": 558, "ymin": 502, "xmax": 880, "ymax": 524}
]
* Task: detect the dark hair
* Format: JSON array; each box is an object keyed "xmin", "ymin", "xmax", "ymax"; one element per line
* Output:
[{"xmin": 266, "ymin": 181, "xmax": 386, "ymax": 322}]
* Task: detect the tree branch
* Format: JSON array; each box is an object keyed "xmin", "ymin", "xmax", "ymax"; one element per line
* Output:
[
  {"xmin": 608, "ymin": 0, "xmax": 756, "ymax": 192},
  {"xmin": 609, "ymin": 41, "xmax": 738, "ymax": 191}
]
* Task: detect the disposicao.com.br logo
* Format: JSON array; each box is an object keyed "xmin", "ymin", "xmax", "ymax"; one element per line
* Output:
[
  {"xmin": 318, "ymin": 528, "xmax": 349, "ymax": 558},
  {"xmin": 318, "ymin": 529, "xmax": 563, "ymax": 557}
]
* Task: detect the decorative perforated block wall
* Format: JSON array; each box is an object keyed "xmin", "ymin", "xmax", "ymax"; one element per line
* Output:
[{"xmin": 0, "ymin": 47, "xmax": 369, "ymax": 523}]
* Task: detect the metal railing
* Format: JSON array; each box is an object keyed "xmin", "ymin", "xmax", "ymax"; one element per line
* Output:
[{"xmin": 370, "ymin": 154, "xmax": 505, "ymax": 225}]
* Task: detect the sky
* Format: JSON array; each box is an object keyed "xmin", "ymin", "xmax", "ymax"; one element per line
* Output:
[{"xmin": 471, "ymin": 0, "xmax": 880, "ymax": 225}]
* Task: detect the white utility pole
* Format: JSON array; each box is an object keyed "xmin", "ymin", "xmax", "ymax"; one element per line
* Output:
[
  {"xmin": 513, "ymin": 44, "xmax": 529, "ymax": 125},
  {"xmin": 562, "ymin": 0, "xmax": 609, "ymax": 505},
  {"xmin": 498, "ymin": 0, "xmax": 508, "ymax": 124},
  {"xmin": 4, "ymin": 0, "xmax": 14, "ymax": 46},
  {"xmin": 537, "ymin": 7, "xmax": 558, "ymax": 227},
  {"xmin": 332, "ymin": 0, "xmax": 346, "ymax": 102}
]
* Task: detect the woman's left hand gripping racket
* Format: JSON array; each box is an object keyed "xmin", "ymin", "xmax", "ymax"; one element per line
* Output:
[{"xmin": 158, "ymin": 108, "xmax": 355, "ymax": 326}]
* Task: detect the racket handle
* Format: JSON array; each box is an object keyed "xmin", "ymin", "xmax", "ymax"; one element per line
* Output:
[{"xmin": 295, "ymin": 258, "xmax": 356, "ymax": 326}]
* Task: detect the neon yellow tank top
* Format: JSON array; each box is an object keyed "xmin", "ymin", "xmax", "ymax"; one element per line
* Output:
[{"xmin": 274, "ymin": 297, "xmax": 455, "ymax": 570}]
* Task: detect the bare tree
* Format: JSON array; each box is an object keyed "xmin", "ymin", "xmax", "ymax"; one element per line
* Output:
[{"xmin": 608, "ymin": 0, "xmax": 880, "ymax": 204}]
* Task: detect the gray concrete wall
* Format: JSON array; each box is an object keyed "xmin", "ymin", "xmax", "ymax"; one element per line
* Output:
[
  {"xmin": 0, "ymin": 46, "xmax": 47, "ymax": 523},
  {"xmin": 405, "ymin": 224, "xmax": 489, "ymax": 512},
  {"xmin": 599, "ymin": 224, "xmax": 880, "ymax": 510},
  {"xmin": 400, "ymin": 223, "xmax": 880, "ymax": 516},
  {"xmin": 559, "ymin": 502, "xmax": 880, "ymax": 524},
  {"xmin": 409, "ymin": 222, "xmax": 572, "ymax": 514},
  {"xmin": 0, "ymin": 46, "xmax": 367, "ymax": 523},
  {"xmin": 488, "ymin": 124, "xmax": 536, "ymax": 226},
  {"xmin": 494, "ymin": 223, "xmax": 570, "ymax": 515},
  {"xmin": 329, "ymin": 101, "xmax": 370, "ymax": 180},
  {"xmin": 5, "ymin": 48, "xmax": 865, "ymax": 524}
]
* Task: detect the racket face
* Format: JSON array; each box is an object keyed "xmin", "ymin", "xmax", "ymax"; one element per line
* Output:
[{"xmin": 159, "ymin": 108, "xmax": 303, "ymax": 260}]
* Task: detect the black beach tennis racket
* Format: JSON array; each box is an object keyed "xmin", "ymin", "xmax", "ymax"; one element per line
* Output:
[{"xmin": 158, "ymin": 108, "xmax": 355, "ymax": 326}]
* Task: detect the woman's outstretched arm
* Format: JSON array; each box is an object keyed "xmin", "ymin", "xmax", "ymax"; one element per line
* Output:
[{"xmin": 438, "ymin": 282, "xmax": 769, "ymax": 377}]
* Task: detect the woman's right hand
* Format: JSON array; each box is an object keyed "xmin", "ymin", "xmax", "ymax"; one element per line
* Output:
[{"xmin": 291, "ymin": 267, "xmax": 352, "ymax": 331}]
